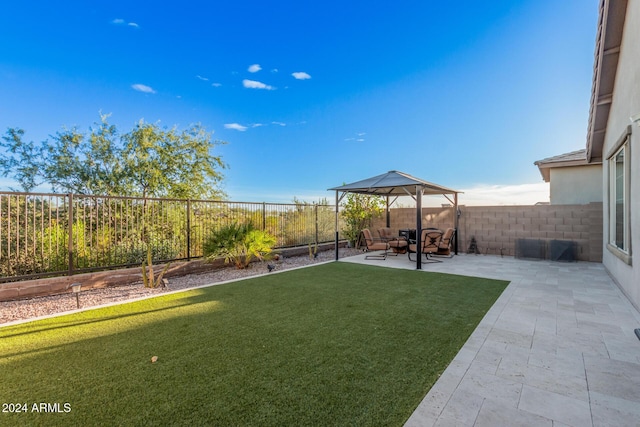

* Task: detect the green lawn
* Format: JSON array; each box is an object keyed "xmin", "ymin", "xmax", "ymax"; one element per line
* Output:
[{"xmin": 0, "ymin": 262, "xmax": 508, "ymax": 426}]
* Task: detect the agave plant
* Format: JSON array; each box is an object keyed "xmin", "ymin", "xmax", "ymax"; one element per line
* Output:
[{"xmin": 203, "ymin": 222, "xmax": 276, "ymax": 269}]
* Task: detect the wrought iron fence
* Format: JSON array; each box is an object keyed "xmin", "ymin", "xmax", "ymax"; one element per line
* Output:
[{"xmin": 0, "ymin": 191, "xmax": 338, "ymax": 282}]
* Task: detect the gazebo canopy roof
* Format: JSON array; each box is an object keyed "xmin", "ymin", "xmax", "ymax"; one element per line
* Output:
[{"xmin": 328, "ymin": 170, "xmax": 459, "ymax": 196}]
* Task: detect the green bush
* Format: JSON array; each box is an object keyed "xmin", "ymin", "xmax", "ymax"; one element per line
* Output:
[
  {"xmin": 341, "ymin": 193, "xmax": 384, "ymax": 247},
  {"xmin": 110, "ymin": 237, "xmax": 180, "ymax": 266},
  {"xmin": 203, "ymin": 222, "xmax": 276, "ymax": 269}
]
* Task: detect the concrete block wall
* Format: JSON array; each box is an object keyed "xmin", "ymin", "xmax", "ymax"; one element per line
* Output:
[{"xmin": 371, "ymin": 203, "xmax": 603, "ymax": 262}]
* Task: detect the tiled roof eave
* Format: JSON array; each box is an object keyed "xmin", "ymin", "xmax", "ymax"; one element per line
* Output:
[{"xmin": 586, "ymin": 0, "xmax": 628, "ymax": 163}]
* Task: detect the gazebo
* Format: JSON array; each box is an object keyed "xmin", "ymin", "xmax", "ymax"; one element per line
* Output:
[{"xmin": 329, "ymin": 170, "xmax": 460, "ymax": 269}]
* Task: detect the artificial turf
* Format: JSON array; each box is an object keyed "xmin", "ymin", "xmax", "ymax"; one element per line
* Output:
[{"xmin": 0, "ymin": 262, "xmax": 508, "ymax": 426}]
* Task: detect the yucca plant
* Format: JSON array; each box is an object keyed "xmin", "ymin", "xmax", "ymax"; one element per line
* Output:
[
  {"xmin": 141, "ymin": 245, "xmax": 171, "ymax": 288},
  {"xmin": 204, "ymin": 222, "xmax": 276, "ymax": 269}
]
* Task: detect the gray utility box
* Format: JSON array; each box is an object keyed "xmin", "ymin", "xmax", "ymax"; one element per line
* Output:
[
  {"xmin": 515, "ymin": 239, "xmax": 546, "ymax": 260},
  {"xmin": 549, "ymin": 240, "xmax": 576, "ymax": 262},
  {"xmin": 515, "ymin": 239, "xmax": 576, "ymax": 262}
]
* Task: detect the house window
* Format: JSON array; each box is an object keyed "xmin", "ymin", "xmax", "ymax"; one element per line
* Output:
[
  {"xmin": 611, "ymin": 147, "xmax": 626, "ymax": 249},
  {"xmin": 607, "ymin": 131, "xmax": 630, "ymax": 261}
]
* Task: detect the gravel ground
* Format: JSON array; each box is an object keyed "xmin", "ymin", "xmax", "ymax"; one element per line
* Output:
[{"xmin": 0, "ymin": 248, "xmax": 362, "ymax": 325}]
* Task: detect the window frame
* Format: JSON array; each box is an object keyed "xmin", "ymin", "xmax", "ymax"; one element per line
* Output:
[{"xmin": 606, "ymin": 125, "xmax": 632, "ymax": 264}]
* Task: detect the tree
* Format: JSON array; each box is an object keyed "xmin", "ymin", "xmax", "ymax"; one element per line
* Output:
[
  {"xmin": 43, "ymin": 117, "xmax": 124, "ymax": 195},
  {"xmin": 340, "ymin": 192, "xmax": 384, "ymax": 247},
  {"xmin": 122, "ymin": 120, "xmax": 226, "ymax": 199},
  {"xmin": 0, "ymin": 114, "xmax": 227, "ymax": 199},
  {"xmin": 0, "ymin": 128, "xmax": 43, "ymax": 192}
]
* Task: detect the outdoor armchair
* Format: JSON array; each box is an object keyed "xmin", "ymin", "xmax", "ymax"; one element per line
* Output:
[
  {"xmin": 407, "ymin": 229, "xmax": 443, "ymax": 263},
  {"xmin": 435, "ymin": 228, "xmax": 456, "ymax": 257},
  {"xmin": 361, "ymin": 228, "xmax": 389, "ymax": 260}
]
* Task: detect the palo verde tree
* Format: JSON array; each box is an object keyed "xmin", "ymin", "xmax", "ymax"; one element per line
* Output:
[
  {"xmin": 121, "ymin": 119, "xmax": 226, "ymax": 200},
  {"xmin": 0, "ymin": 113, "xmax": 227, "ymax": 199},
  {"xmin": 0, "ymin": 128, "xmax": 42, "ymax": 193}
]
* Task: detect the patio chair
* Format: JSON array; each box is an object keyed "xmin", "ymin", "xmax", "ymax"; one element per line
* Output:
[
  {"xmin": 361, "ymin": 228, "xmax": 389, "ymax": 259},
  {"xmin": 434, "ymin": 228, "xmax": 455, "ymax": 257},
  {"xmin": 378, "ymin": 227, "xmax": 408, "ymax": 254},
  {"xmin": 407, "ymin": 229, "xmax": 443, "ymax": 263}
]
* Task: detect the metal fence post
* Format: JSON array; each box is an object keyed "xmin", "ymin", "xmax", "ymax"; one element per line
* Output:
[
  {"xmin": 68, "ymin": 193, "xmax": 74, "ymax": 276},
  {"xmin": 186, "ymin": 199, "xmax": 191, "ymax": 260},
  {"xmin": 262, "ymin": 202, "xmax": 266, "ymax": 231},
  {"xmin": 314, "ymin": 203, "xmax": 319, "ymax": 244}
]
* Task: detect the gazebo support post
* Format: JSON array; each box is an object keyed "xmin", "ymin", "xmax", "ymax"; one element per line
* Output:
[
  {"xmin": 386, "ymin": 196, "xmax": 391, "ymax": 228},
  {"xmin": 454, "ymin": 192, "xmax": 459, "ymax": 255},
  {"xmin": 335, "ymin": 190, "xmax": 339, "ymax": 261},
  {"xmin": 416, "ymin": 186, "xmax": 422, "ymax": 270}
]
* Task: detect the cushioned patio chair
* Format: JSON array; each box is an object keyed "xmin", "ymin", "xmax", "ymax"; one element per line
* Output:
[
  {"xmin": 407, "ymin": 229, "xmax": 443, "ymax": 263},
  {"xmin": 361, "ymin": 228, "xmax": 389, "ymax": 259},
  {"xmin": 378, "ymin": 227, "xmax": 408, "ymax": 255},
  {"xmin": 434, "ymin": 228, "xmax": 455, "ymax": 257}
]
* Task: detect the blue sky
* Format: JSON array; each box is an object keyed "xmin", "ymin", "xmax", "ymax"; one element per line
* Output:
[{"xmin": 0, "ymin": 1, "xmax": 599, "ymax": 204}]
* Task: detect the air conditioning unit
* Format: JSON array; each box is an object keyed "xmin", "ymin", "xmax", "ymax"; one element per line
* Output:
[
  {"xmin": 515, "ymin": 239, "xmax": 545, "ymax": 260},
  {"xmin": 550, "ymin": 240, "xmax": 576, "ymax": 262}
]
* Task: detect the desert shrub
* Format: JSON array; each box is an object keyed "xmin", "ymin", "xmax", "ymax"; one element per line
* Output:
[
  {"xmin": 109, "ymin": 237, "xmax": 180, "ymax": 266},
  {"xmin": 341, "ymin": 193, "xmax": 384, "ymax": 247},
  {"xmin": 203, "ymin": 222, "xmax": 276, "ymax": 269}
]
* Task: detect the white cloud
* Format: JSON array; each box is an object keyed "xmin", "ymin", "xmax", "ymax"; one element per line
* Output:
[
  {"xmin": 292, "ymin": 71, "xmax": 311, "ymax": 80},
  {"xmin": 196, "ymin": 75, "xmax": 209, "ymax": 81},
  {"xmin": 271, "ymin": 121, "xmax": 286, "ymax": 127},
  {"xmin": 271, "ymin": 68, "xmax": 279, "ymax": 73},
  {"xmin": 211, "ymin": 83, "xmax": 222, "ymax": 87},
  {"xmin": 242, "ymin": 79, "xmax": 274, "ymax": 90},
  {"xmin": 112, "ymin": 18, "xmax": 139, "ymax": 28},
  {"xmin": 345, "ymin": 132, "xmax": 365, "ymax": 142},
  {"xmin": 224, "ymin": 123, "xmax": 248, "ymax": 131},
  {"xmin": 251, "ymin": 123, "xmax": 264, "ymax": 128},
  {"xmin": 248, "ymin": 64, "xmax": 262, "ymax": 73},
  {"xmin": 131, "ymin": 84, "xmax": 156, "ymax": 94}
]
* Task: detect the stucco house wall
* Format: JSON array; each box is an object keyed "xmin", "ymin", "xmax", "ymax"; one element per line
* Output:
[
  {"xmin": 550, "ymin": 165, "xmax": 602, "ymax": 205},
  {"xmin": 534, "ymin": 149, "xmax": 603, "ymax": 205},
  {"xmin": 595, "ymin": 0, "xmax": 640, "ymax": 309}
]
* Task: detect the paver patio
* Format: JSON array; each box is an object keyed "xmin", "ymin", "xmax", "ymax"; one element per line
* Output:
[{"xmin": 341, "ymin": 252, "xmax": 640, "ymax": 426}]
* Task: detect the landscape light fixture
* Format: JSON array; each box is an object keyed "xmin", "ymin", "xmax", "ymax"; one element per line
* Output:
[{"xmin": 69, "ymin": 283, "xmax": 82, "ymax": 309}]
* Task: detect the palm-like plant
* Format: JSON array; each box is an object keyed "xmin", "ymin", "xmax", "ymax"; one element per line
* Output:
[{"xmin": 204, "ymin": 222, "xmax": 276, "ymax": 269}]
